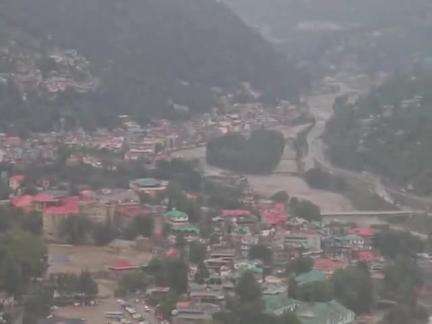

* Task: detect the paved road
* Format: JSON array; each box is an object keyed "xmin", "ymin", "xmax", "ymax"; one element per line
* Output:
[
  {"xmin": 174, "ymin": 77, "xmax": 432, "ymax": 213},
  {"xmin": 303, "ymin": 83, "xmax": 394, "ymax": 205},
  {"xmin": 321, "ymin": 210, "xmax": 424, "ymax": 217}
]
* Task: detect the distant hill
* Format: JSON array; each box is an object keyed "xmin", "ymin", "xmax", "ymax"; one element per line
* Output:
[
  {"xmin": 0, "ymin": 0, "xmax": 306, "ymax": 132},
  {"xmin": 225, "ymin": 0, "xmax": 432, "ymax": 74},
  {"xmin": 225, "ymin": 0, "xmax": 432, "ymax": 31},
  {"xmin": 325, "ymin": 72, "xmax": 432, "ymax": 195}
]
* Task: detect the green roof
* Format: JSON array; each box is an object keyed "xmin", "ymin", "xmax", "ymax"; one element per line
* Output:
[
  {"xmin": 234, "ymin": 261, "xmax": 263, "ymax": 275},
  {"xmin": 296, "ymin": 300, "xmax": 355, "ymax": 324},
  {"xmin": 131, "ymin": 178, "xmax": 161, "ymax": 187},
  {"xmin": 172, "ymin": 225, "xmax": 200, "ymax": 235},
  {"xmin": 264, "ymin": 297, "xmax": 355, "ymax": 324},
  {"xmin": 337, "ymin": 234, "xmax": 363, "ymax": 242},
  {"xmin": 264, "ymin": 295, "xmax": 300, "ymax": 316},
  {"xmin": 295, "ymin": 270, "xmax": 326, "ymax": 286},
  {"xmin": 164, "ymin": 209, "xmax": 189, "ymax": 221},
  {"xmin": 262, "ymin": 283, "xmax": 287, "ymax": 296},
  {"xmin": 233, "ymin": 226, "xmax": 250, "ymax": 235}
]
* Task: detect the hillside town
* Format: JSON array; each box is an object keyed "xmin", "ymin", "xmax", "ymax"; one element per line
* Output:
[
  {"xmin": 0, "ymin": 45, "xmax": 98, "ymax": 100},
  {"xmin": 1, "ymin": 0, "xmax": 432, "ymax": 323},
  {"xmin": 0, "ymin": 76, "xmax": 429, "ymax": 324},
  {"xmin": 0, "ymin": 98, "xmax": 304, "ymax": 167}
]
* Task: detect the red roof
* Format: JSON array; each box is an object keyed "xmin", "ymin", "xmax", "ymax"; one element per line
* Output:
[
  {"xmin": 221, "ymin": 209, "xmax": 252, "ymax": 218},
  {"xmin": 417, "ymin": 284, "xmax": 432, "ymax": 296},
  {"xmin": 11, "ymin": 193, "xmax": 64, "ymax": 210},
  {"xmin": 109, "ymin": 259, "xmax": 139, "ymax": 271},
  {"xmin": 348, "ymin": 227, "xmax": 375, "ymax": 238},
  {"xmin": 353, "ymin": 250, "xmax": 378, "ymax": 263},
  {"xmin": 79, "ymin": 190, "xmax": 95, "ymax": 201},
  {"xmin": 10, "ymin": 175, "xmax": 25, "ymax": 183},
  {"xmin": 314, "ymin": 258, "xmax": 347, "ymax": 274},
  {"xmin": 176, "ymin": 301, "xmax": 192, "ymax": 309},
  {"xmin": 4, "ymin": 136, "xmax": 22, "ymax": 146},
  {"xmin": 11, "ymin": 195, "xmax": 34, "ymax": 208},
  {"xmin": 33, "ymin": 193, "xmax": 57, "ymax": 203},
  {"xmin": 261, "ymin": 203, "xmax": 287, "ymax": 225},
  {"xmin": 43, "ymin": 197, "xmax": 79, "ymax": 216},
  {"xmin": 165, "ymin": 248, "xmax": 179, "ymax": 258}
]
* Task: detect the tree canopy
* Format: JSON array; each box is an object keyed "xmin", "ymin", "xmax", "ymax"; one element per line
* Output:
[
  {"xmin": 332, "ymin": 264, "xmax": 374, "ymax": 314},
  {"xmin": 146, "ymin": 258, "xmax": 189, "ymax": 294},
  {"xmin": 116, "ymin": 270, "xmax": 150, "ymax": 296},
  {"xmin": 189, "ymin": 241, "xmax": 207, "ymax": 264},
  {"xmin": 271, "ymin": 191, "xmax": 290, "ymax": 203},
  {"xmin": 207, "ymin": 129, "xmax": 285, "ymax": 174},
  {"xmin": 289, "ymin": 198, "xmax": 321, "ymax": 222},
  {"xmin": 325, "ymin": 72, "xmax": 432, "ymax": 195},
  {"xmin": 124, "ymin": 216, "xmax": 154, "ymax": 240},
  {"xmin": 0, "ymin": 0, "xmax": 305, "ymax": 131},
  {"xmin": 59, "ymin": 215, "xmax": 93, "ymax": 245},
  {"xmin": 374, "ymin": 230, "xmax": 424, "ymax": 259},
  {"xmin": 249, "ymin": 244, "xmax": 273, "ymax": 264},
  {"xmin": 286, "ymin": 256, "xmax": 314, "ymax": 275},
  {"xmin": 383, "ymin": 257, "xmax": 423, "ymax": 304},
  {"xmin": 295, "ymin": 280, "xmax": 333, "ymax": 303},
  {"xmin": 216, "ymin": 271, "xmax": 301, "ymax": 324},
  {"xmin": 236, "ymin": 271, "xmax": 262, "ymax": 305}
]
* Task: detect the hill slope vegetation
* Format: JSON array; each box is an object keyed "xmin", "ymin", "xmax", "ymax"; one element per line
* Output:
[
  {"xmin": 225, "ymin": 0, "xmax": 432, "ymax": 74},
  {"xmin": 0, "ymin": 0, "xmax": 305, "ymax": 131},
  {"xmin": 325, "ymin": 72, "xmax": 432, "ymax": 195}
]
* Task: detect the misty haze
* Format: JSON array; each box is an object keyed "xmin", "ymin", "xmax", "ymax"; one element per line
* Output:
[{"xmin": 0, "ymin": 0, "xmax": 431, "ymax": 323}]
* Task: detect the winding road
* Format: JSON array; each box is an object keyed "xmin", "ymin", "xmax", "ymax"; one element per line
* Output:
[
  {"xmin": 303, "ymin": 78, "xmax": 432, "ymax": 211},
  {"xmin": 174, "ymin": 75, "xmax": 432, "ymax": 214}
]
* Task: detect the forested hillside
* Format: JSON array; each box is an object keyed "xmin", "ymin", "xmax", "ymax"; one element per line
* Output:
[
  {"xmin": 325, "ymin": 73, "xmax": 432, "ymax": 195},
  {"xmin": 225, "ymin": 0, "xmax": 432, "ymax": 74},
  {"xmin": 0, "ymin": 0, "xmax": 306, "ymax": 132}
]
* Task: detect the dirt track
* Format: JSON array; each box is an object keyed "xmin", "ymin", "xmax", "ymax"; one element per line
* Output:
[
  {"xmin": 247, "ymin": 173, "xmax": 353, "ymax": 211},
  {"xmin": 48, "ymin": 244, "xmax": 152, "ymax": 274}
]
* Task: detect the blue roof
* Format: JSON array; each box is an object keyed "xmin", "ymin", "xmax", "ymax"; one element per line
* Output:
[{"xmin": 131, "ymin": 178, "xmax": 161, "ymax": 187}]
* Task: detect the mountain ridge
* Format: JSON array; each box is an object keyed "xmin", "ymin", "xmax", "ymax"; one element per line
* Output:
[{"xmin": 0, "ymin": 0, "xmax": 306, "ymax": 132}]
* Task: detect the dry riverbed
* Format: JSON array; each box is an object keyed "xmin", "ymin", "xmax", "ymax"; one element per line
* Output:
[{"xmin": 173, "ymin": 145, "xmax": 353, "ymax": 212}]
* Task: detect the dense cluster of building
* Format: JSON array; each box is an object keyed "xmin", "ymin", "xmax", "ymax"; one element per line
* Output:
[
  {"xmin": 0, "ymin": 46, "xmax": 97, "ymax": 100},
  {"xmin": 165, "ymin": 203, "xmax": 388, "ymax": 324},
  {"xmin": 5, "ymin": 165, "xmax": 389, "ymax": 324},
  {"xmin": 0, "ymin": 98, "xmax": 381, "ymax": 324},
  {"xmin": 0, "ymin": 133, "xmax": 58, "ymax": 165},
  {"xmin": 0, "ymin": 99, "xmax": 303, "ymax": 169}
]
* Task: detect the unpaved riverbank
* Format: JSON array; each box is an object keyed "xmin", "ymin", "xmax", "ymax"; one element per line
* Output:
[{"xmin": 173, "ymin": 143, "xmax": 353, "ymax": 212}]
